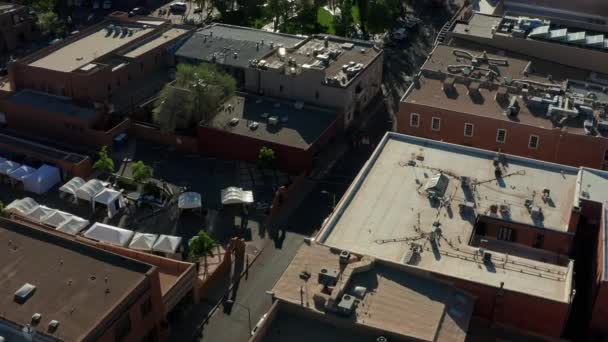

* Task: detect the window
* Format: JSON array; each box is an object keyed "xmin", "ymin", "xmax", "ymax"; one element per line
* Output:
[
  {"xmin": 533, "ymin": 233, "xmax": 544, "ymax": 248},
  {"xmin": 140, "ymin": 62, "xmax": 144, "ymax": 71},
  {"xmin": 528, "ymin": 135, "xmax": 539, "ymax": 149},
  {"xmin": 431, "ymin": 117, "xmax": 441, "ymax": 131},
  {"xmin": 464, "ymin": 123, "xmax": 474, "ymax": 137},
  {"xmin": 279, "ymin": 84, "xmax": 283, "ymax": 93},
  {"xmin": 410, "ymin": 113, "xmax": 420, "ymax": 128},
  {"xmin": 107, "ymin": 83, "xmax": 111, "ymax": 92},
  {"xmin": 496, "ymin": 129, "xmax": 507, "ymax": 143},
  {"xmin": 315, "ymin": 91, "xmax": 319, "ymax": 99},
  {"xmin": 497, "ymin": 226, "xmax": 516, "ymax": 242},
  {"xmin": 154, "ymin": 54, "xmax": 159, "ymax": 65},
  {"xmin": 604, "ymin": 149, "xmax": 608, "ymax": 161},
  {"xmin": 115, "ymin": 315, "xmax": 131, "ymax": 341},
  {"xmin": 140, "ymin": 297, "xmax": 152, "ymax": 317}
]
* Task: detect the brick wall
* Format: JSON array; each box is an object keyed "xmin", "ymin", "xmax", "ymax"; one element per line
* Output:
[{"xmin": 131, "ymin": 123, "xmax": 199, "ymax": 153}]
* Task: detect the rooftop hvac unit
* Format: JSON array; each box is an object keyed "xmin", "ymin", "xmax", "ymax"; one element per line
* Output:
[
  {"xmin": 268, "ymin": 116, "xmax": 279, "ymax": 125},
  {"xmin": 318, "ymin": 267, "xmax": 339, "ymax": 287},
  {"xmin": 248, "ymin": 121, "xmax": 259, "ymax": 130},
  {"xmin": 14, "ymin": 283, "xmax": 36, "ymax": 304},
  {"xmin": 337, "ymin": 294, "xmax": 356, "ymax": 316},
  {"xmin": 48, "ymin": 320, "xmax": 60, "ymax": 333},
  {"xmin": 339, "ymin": 250, "xmax": 350, "ymax": 264}
]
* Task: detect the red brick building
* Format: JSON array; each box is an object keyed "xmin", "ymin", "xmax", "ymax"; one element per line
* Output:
[
  {"xmin": 398, "ymin": 43, "xmax": 608, "ymax": 170},
  {"xmin": 0, "ymin": 12, "xmax": 192, "ymax": 148},
  {"xmin": 0, "ymin": 3, "xmax": 37, "ymax": 52},
  {"xmin": 314, "ymin": 133, "xmax": 608, "ymax": 339}
]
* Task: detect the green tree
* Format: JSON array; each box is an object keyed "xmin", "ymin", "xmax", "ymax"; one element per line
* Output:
[
  {"xmin": 267, "ymin": 0, "xmax": 291, "ymax": 32},
  {"xmin": 31, "ymin": 0, "xmax": 66, "ymax": 37},
  {"xmin": 131, "ymin": 161, "xmax": 153, "ymax": 184},
  {"xmin": 93, "ymin": 146, "xmax": 115, "ymax": 174},
  {"xmin": 357, "ymin": 0, "xmax": 368, "ymax": 32},
  {"xmin": 193, "ymin": 0, "xmax": 215, "ymax": 24},
  {"xmin": 257, "ymin": 146, "xmax": 276, "ymax": 169},
  {"xmin": 189, "ymin": 230, "xmax": 217, "ymax": 258},
  {"xmin": 334, "ymin": 0, "xmax": 353, "ymax": 37},
  {"xmin": 366, "ymin": 0, "xmax": 400, "ymax": 34}
]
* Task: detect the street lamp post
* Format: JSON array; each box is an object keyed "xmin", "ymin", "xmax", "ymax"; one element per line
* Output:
[
  {"xmin": 321, "ymin": 190, "xmax": 336, "ymax": 208},
  {"xmin": 226, "ymin": 300, "xmax": 251, "ymax": 333}
]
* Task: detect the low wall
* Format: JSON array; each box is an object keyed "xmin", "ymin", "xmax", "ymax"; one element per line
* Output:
[{"xmin": 131, "ymin": 122, "xmax": 199, "ymax": 153}]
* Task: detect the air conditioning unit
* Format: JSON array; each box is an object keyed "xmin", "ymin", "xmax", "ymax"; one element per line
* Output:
[
  {"xmin": 268, "ymin": 116, "xmax": 279, "ymax": 125},
  {"xmin": 249, "ymin": 122, "xmax": 259, "ymax": 130},
  {"xmin": 318, "ymin": 267, "xmax": 338, "ymax": 287},
  {"xmin": 337, "ymin": 294, "xmax": 356, "ymax": 316},
  {"xmin": 229, "ymin": 117, "xmax": 239, "ymax": 126}
]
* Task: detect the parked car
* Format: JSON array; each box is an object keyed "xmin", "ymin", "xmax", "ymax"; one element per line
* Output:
[
  {"xmin": 102, "ymin": 0, "xmax": 112, "ymax": 10},
  {"xmin": 128, "ymin": 7, "xmax": 149, "ymax": 17},
  {"xmin": 169, "ymin": 2, "xmax": 187, "ymax": 12}
]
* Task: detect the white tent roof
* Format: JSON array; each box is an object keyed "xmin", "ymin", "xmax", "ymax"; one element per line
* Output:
[
  {"xmin": 25, "ymin": 205, "xmax": 54, "ymax": 222},
  {"xmin": 83, "ymin": 223, "xmax": 134, "ymax": 247},
  {"xmin": 59, "ymin": 177, "xmax": 85, "ymax": 195},
  {"xmin": 8, "ymin": 165, "xmax": 36, "ymax": 181},
  {"xmin": 221, "ymin": 187, "xmax": 254, "ymax": 205},
  {"xmin": 23, "ymin": 165, "xmax": 61, "ymax": 194},
  {"xmin": 178, "ymin": 192, "xmax": 202, "ymax": 209},
  {"xmin": 152, "ymin": 235, "xmax": 182, "ymax": 254},
  {"xmin": 5, "ymin": 198, "xmax": 39, "ymax": 215},
  {"xmin": 0, "ymin": 160, "xmax": 20, "ymax": 175},
  {"xmin": 75, "ymin": 179, "xmax": 106, "ymax": 202},
  {"xmin": 40, "ymin": 210, "xmax": 73, "ymax": 227},
  {"xmin": 56, "ymin": 217, "xmax": 90, "ymax": 235},
  {"xmin": 93, "ymin": 188, "xmax": 122, "ymax": 205},
  {"xmin": 128, "ymin": 232, "xmax": 158, "ymax": 251}
]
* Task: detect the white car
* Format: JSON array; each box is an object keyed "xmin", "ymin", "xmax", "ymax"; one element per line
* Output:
[{"xmin": 102, "ymin": 0, "xmax": 112, "ymax": 9}]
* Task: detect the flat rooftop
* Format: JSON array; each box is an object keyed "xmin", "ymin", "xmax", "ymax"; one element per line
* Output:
[
  {"xmin": 10, "ymin": 89, "xmax": 97, "ymax": 120},
  {"xmin": 272, "ymin": 243, "xmax": 474, "ymax": 341},
  {"xmin": 404, "ymin": 43, "xmax": 607, "ymax": 137},
  {"xmin": 206, "ymin": 94, "xmax": 336, "ymax": 150},
  {"xmin": 0, "ymin": 218, "xmax": 151, "ymax": 341},
  {"xmin": 30, "ymin": 23, "xmax": 154, "ymax": 72},
  {"xmin": 121, "ymin": 27, "xmax": 190, "ymax": 59},
  {"xmin": 317, "ymin": 133, "xmax": 577, "ymax": 302},
  {"xmin": 198, "ymin": 23, "xmax": 305, "ymax": 48},
  {"xmin": 0, "ymin": 132, "xmax": 88, "ymax": 163}
]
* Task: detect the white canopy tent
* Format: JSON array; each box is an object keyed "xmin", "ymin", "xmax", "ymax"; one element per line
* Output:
[
  {"xmin": 221, "ymin": 187, "xmax": 254, "ymax": 205},
  {"xmin": 40, "ymin": 210, "xmax": 73, "ymax": 228},
  {"xmin": 23, "ymin": 165, "xmax": 61, "ymax": 194},
  {"xmin": 5, "ymin": 198, "xmax": 39, "ymax": 215},
  {"xmin": 8, "ymin": 165, "xmax": 36, "ymax": 182},
  {"xmin": 178, "ymin": 192, "xmax": 202, "ymax": 210},
  {"xmin": 93, "ymin": 188, "xmax": 124, "ymax": 218},
  {"xmin": 24, "ymin": 205, "xmax": 54, "ymax": 222},
  {"xmin": 0, "ymin": 160, "xmax": 20, "ymax": 175},
  {"xmin": 128, "ymin": 233, "xmax": 159, "ymax": 251},
  {"xmin": 83, "ymin": 223, "xmax": 134, "ymax": 247},
  {"xmin": 152, "ymin": 235, "xmax": 182, "ymax": 254},
  {"xmin": 59, "ymin": 177, "xmax": 85, "ymax": 197},
  {"xmin": 75, "ymin": 179, "xmax": 106, "ymax": 202},
  {"xmin": 56, "ymin": 217, "xmax": 90, "ymax": 235}
]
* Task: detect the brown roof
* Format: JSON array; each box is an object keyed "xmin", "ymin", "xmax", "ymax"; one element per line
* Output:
[
  {"xmin": 272, "ymin": 243, "xmax": 474, "ymax": 341},
  {"xmin": 0, "ymin": 218, "xmax": 152, "ymax": 341}
]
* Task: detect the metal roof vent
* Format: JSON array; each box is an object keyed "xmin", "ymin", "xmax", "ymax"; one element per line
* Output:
[
  {"xmin": 31, "ymin": 313, "xmax": 42, "ymax": 325},
  {"xmin": 14, "ymin": 283, "xmax": 36, "ymax": 304},
  {"xmin": 48, "ymin": 320, "xmax": 60, "ymax": 333}
]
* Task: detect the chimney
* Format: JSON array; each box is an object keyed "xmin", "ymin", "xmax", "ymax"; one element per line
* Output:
[{"xmin": 324, "ymin": 36, "xmax": 329, "ymax": 48}]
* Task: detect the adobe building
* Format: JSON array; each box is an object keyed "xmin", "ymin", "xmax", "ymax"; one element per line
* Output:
[
  {"xmin": 0, "ymin": 217, "xmax": 167, "ymax": 341},
  {"xmin": 313, "ymin": 132, "xmax": 608, "ymax": 339},
  {"xmin": 0, "ymin": 2, "xmax": 37, "ymax": 52},
  {"xmin": 176, "ymin": 23, "xmax": 383, "ymax": 129},
  {"xmin": 197, "ymin": 94, "xmax": 337, "ymax": 173},
  {"xmin": 0, "ymin": 12, "xmax": 192, "ymax": 148},
  {"xmin": 398, "ymin": 36, "xmax": 608, "ymax": 169}
]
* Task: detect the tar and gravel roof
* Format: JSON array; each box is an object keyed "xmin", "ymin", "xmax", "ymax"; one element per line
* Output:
[
  {"xmin": 0, "ymin": 218, "xmax": 152, "ymax": 341},
  {"xmin": 317, "ymin": 132, "xmax": 579, "ymax": 302},
  {"xmin": 10, "ymin": 89, "xmax": 97, "ymax": 120}
]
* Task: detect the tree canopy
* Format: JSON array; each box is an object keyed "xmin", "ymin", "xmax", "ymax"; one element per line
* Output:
[
  {"xmin": 131, "ymin": 161, "xmax": 153, "ymax": 184},
  {"xmin": 153, "ymin": 63, "xmax": 236, "ymax": 132},
  {"xmin": 93, "ymin": 146, "xmax": 115, "ymax": 174},
  {"xmin": 257, "ymin": 146, "xmax": 276, "ymax": 169},
  {"xmin": 189, "ymin": 230, "xmax": 217, "ymax": 258}
]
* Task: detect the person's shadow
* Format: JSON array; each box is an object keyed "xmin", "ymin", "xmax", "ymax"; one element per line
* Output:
[{"xmin": 273, "ymin": 227, "xmax": 287, "ymax": 249}]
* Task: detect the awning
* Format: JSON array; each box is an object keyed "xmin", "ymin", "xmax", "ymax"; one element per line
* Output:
[
  {"xmin": 93, "ymin": 188, "xmax": 122, "ymax": 206},
  {"xmin": 0, "ymin": 160, "xmax": 20, "ymax": 175},
  {"xmin": 221, "ymin": 187, "xmax": 254, "ymax": 205},
  {"xmin": 5, "ymin": 198, "xmax": 39, "ymax": 215},
  {"xmin": 128, "ymin": 232, "xmax": 158, "ymax": 251},
  {"xmin": 75, "ymin": 179, "xmax": 106, "ymax": 202},
  {"xmin": 8, "ymin": 165, "xmax": 36, "ymax": 181},
  {"xmin": 178, "ymin": 192, "xmax": 202, "ymax": 209},
  {"xmin": 23, "ymin": 165, "xmax": 61, "ymax": 195},
  {"xmin": 152, "ymin": 234, "xmax": 182, "ymax": 254},
  {"xmin": 83, "ymin": 222, "xmax": 134, "ymax": 247},
  {"xmin": 24, "ymin": 205, "xmax": 54, "ymax": 222},
  {"xmin": 59, "ymin": 177, "xmax": 85, "ymax": 196},
  {"xmin": 40, "ymin": 210, "xmax": 73, "ymax": 227},
  {"xmin": 56, "ymin": 217, "xmax": 90, "ymax": 235}
]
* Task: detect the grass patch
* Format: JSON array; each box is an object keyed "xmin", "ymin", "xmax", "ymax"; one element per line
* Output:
[{"xmin": 317, "ymin": 7, "xmax": 336, "ymax": 34}]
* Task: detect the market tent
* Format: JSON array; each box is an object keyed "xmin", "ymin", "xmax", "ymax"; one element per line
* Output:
[
  {"xmin": 25, "ymin": 205, "xmax": 54, "ymax": 222},
  {"xmin": 40, "ymin": 210, "xmax": 73, "ymax": 228},
  {"xmin": 23, "ymin": 165, "xmax": 61, "ymax": 194},
  {"xmin": 0, "ymin": 160, "xmax": 20, "ymax": 175},
  {"xmin": 128, "ymin": 232, "xmax": 158, "ymax": 251},
  {"xmin": 83, "ymin": 223, "xmax": 134, "ymax": 247},
  {"xmin": 59, "ymin": 177, "xmax": 85, "ymax": 196},
  {"xmin": 8, "ymin": 165, "xmax": 36, "ymax": 182},
  {"xmin": 152, "ymin": 235, "xmax": 182, "ymax": 254},
  {"xmin": 56, "ymin": 217, "xmax": 89, "ymax": 235},
  {"xmin": 221, "ymin": 187, "xmax": 254, "ymax": 205},
  {"xmin": 178, "ymin": 192, "xmax": 202, "ymax": 209},
  {"xmin": 5, "ymin": 198, "xmax": 39, "ymax": 215},
  {"xmin": 75, "ymin": 179, "xmax": 105, "ymax": 202},
  {"xmin": 93, "ymin": 188, "xmax": 124, "ymax": 218}
]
